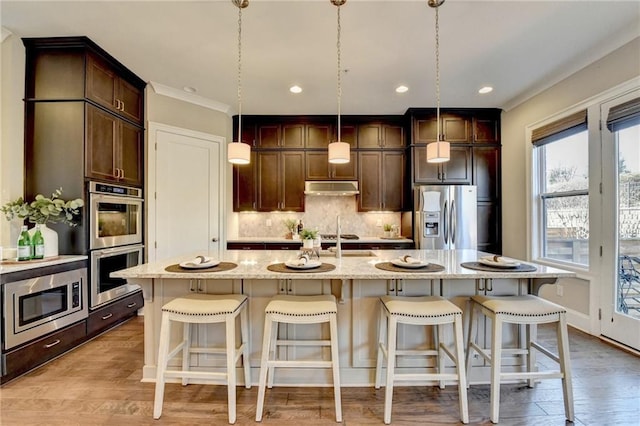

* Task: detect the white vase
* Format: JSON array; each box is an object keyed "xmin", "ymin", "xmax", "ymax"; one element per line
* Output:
[
  {"xmin": 303, "ymin": 239, "xmax": 314, "ymax": 249},
  {"xmin": 29, "ymin": 223, "xmax": 59, "ymax": 258}
]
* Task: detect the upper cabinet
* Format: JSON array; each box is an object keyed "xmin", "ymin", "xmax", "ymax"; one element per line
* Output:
[
  {"xmin": 358, "ymin": 151, "xmax": 406, "ymax": 212},
  {"xmin": 86, "ymin": 53, "xmax": 143, "ymax": 124},
  {"xmin": 256, "ymin": 151, "xmax": 305, "ymax": 212},
  {"xmin": 413, "ymin": 145, "xmax": 472, "ymax": 184},
  {"xmin": 408, "ymin": 108, "xmax": 500, "ymax": 145},
  {"xmin": 357, "ymin": 121, "xmax": 405, "ymax": 148}
]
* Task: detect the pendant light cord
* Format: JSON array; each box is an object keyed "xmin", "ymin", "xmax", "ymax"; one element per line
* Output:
[
  {"xmin": 435, "ymin": 5, "xmax": 441, "ymax": 142},
  {"xmin": 336, "ymin": 5, "xmax": 342, "ymax": 142},
  {"xmin": 237, "ymin": 5, "xmax": 243, "ymax": 143}
]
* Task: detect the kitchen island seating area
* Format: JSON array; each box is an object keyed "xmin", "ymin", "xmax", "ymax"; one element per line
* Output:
[{"xmin": 113, "ymin": 249, "xmax": 578, "ymax": 424}]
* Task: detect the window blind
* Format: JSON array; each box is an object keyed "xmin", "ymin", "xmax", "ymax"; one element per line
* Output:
[
  {"xmin": 531, "ymin": 110, "xmax": 587, "ymax": 146},
  {"xmin": 606, "ymin": 97, "xmax": 640, "ymax": 132}
]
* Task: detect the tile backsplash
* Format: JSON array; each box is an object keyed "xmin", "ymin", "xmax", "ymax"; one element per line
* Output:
[{"xmin": 236, "ymin": 196, "xmax": 402, "ymax": 238}]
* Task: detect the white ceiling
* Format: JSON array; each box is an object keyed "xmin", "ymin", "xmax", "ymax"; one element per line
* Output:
[{"xmin": 2, "ymin": 0, "xmax": 639, "ymax": 115}]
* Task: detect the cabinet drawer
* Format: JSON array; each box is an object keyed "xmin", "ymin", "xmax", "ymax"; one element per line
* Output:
[
  {"xmin": 87, "ymin": 290, "xmax": 143, "ymax": 337},
  {"xmin": 3, "ymin": 321, "xmax": 86, "ymax": 382},
  {"xmin": 227, "ymin": 242, "xmax": 266, "ymax": 250},
  {"xmin": 265, "ymin": 242, "xmax": 303, "ymax": 250}
]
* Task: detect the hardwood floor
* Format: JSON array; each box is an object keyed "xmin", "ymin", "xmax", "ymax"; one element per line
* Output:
[{"xmin": 1, "ymin": 316, "xmax": 638, "ymax": 425}]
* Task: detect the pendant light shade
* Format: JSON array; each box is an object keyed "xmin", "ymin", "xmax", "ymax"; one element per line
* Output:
[
  {"xmin": 329, "ymin": 0, "xmax": 350, "ymax": 165},
  {"xmin": 228, "ymin": 0, "xmax": 251, "ymax": 165},
  {"xmin": 426, "ymin": 0, "xmax": 450, "ymax": 164},
  {"xmin": 328, "ymin": 141, "xmax": 350, "ymax": 164}
]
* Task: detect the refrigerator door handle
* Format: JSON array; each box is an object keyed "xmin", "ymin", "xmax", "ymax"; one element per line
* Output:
[
  {"xmin": 451, "ymin": 199, "xmax": 456, "ymax": 247},
  {"xmin": 443, "ymin": 200, "xmax": 449, "ymax": 245}
]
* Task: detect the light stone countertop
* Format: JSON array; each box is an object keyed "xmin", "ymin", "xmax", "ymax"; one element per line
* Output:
[
  {"xmin": 113, "ymin": 249, "xmax": 574, "ymax": 281},
  {"xmin": 228, "ymin": 236, "xmax": 413, "ymax": 244},
  {"xmin": 0, "ymin": 255, "xmax": 88, "ymax": 275}
]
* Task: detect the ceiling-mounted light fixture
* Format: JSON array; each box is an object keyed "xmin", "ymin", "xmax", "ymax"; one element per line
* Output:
[
  {"xmin": 426, "ymin": 0, "xmax": 450, "ymax": 163},
  {"xmin": 228, "ymin": 0, "xmax": 251, "ymax": 165},
  {"xmin": 328, "ymin": 0, "xmax": 350, "ymax": 165}
]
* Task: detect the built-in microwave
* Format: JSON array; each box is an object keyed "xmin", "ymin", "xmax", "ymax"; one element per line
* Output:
[
  {"xmin": 3, "ymin": 268, "xmax": 88, "ymax": 350},
  {"xmin": 89, "ymin": 181, "xmax": 143, "ymax": 250},
  {"xmin": 90, "ymin": 244, "xmax": 143, "ymax": 309}
]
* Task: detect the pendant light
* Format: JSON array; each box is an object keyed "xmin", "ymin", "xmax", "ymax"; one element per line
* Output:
[
  {"xmin": 426, "ymin": 0, "xmax": 450, "ymax": 163},
  {"xmin": 228, "ymin": 0, "xmax": 251, "ymax": 165},
  {"xmin": 328, "ymin": 0, "xmax": 350, "ymax": 164}
]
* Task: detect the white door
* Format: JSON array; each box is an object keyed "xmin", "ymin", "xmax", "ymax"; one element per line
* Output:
[
  {"xmin": 148, "ymin": 123, "xmax": 224, "ymax": 262},
  {"xmin": 600, "ymin": 89, "xmax": 640, "ymax": 350}
]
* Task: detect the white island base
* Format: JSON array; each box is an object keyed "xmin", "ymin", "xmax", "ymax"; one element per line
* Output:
[{"xmin": 115, "ymin": 250, "xmax": 574, "ymax": 387}]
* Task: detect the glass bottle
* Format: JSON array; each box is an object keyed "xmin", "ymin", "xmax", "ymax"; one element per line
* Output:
[
  {"xmin": 31, "ymin": 224, "xmax": 45, "ymax": 259},
  {"xmin": 297, "ymin": 219, "xmax": 304, "ymax": 234},
  {"xmin": 17, "ymin": 225, "xmax": 32, "ymax": 261}
]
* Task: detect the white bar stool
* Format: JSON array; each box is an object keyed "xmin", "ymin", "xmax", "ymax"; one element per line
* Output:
[
  {"xmin": 465, "ymin": 294, "xmax": 574, "ymax": 424},
  {"xmin": 255, "ymin": 294, "xmax": 342, "ymax": 423},
  {"xmin": 374, "ymin": 295, "xmax": 469, "ymax": 425},
  {"xmin": 153, "ymin": 293, "xmax": 250, "ymax": 424}
]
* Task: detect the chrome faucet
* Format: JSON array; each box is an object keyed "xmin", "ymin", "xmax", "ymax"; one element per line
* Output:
[{"xmin": 336, "ymin": 215, "xmax": 342, "ymax": 259}]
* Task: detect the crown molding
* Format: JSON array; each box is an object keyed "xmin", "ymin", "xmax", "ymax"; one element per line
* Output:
[{"xmin": 149, "ymin": 81, "xmax": 231, "ymax": 115}]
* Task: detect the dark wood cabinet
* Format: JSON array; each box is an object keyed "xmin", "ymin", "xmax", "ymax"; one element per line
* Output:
[
  {"xmin": 257, "ymin": 151, "xmax": 305, "ymax": 211},
  {"xmin": 87, "ymin": 290, "xmax": 144, "ymax": 338},
  {"xmin": 472, "ymin": 114, "xmax": 500, "ymax": 144},
  {"xmin": 86, "ymin": 53, "xmax": 143, "ymax": 124},
  {"xmin": 358, "ymin": 122, "xmax": 405, "ymax": 148},
  {"xmin": 305, "ymin": 151, "xmax": 357, "ymax": 180},
  {"xmin": 85, "ymin": 105, "xmax": 143, "ymax": 186},
  {"xmin": 413, "ymin": 112, "xmax": 472, "ymax": 144},
  {"xmin": 227, "ymin": 242, "xmax": 266, "ymax": 250},
  {"xmin": 257, "ymin": 123, "xmax": 305, "ymax": 148},
  {"xmin": 358, "ymin": 151, "xmax": 405, "ymax": 211},
  {"xmin": 233, "ymin": 152, "xmax": 257, "ymax": 211},
  {"xmin": 306, "ymin": 122, "xmax": 334, "ymax": 148},
  {"xmin": 473, "ymin": 146, "xmax": 501, "ymax": 254},
  {"xmin": 414, "ymin": 145, "xmax": 472, "ymax": 184}
]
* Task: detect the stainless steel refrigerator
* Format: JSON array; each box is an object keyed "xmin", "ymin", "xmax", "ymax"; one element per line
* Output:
[{"xmin": 414, "ymin": 185, "xmax": 477, "ymax": 249}]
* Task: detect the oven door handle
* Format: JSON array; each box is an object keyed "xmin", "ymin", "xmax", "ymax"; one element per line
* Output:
[{"xmin": 93, "ymin": 244, "xmax": 144, "ymax": 258}]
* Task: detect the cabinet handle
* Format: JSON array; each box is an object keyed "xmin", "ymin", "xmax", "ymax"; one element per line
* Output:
[
  {"xmin": 127, "ymin": 302, "xmax": 137, "ymax": 309},
  {"xmin": 120, "ymin": 169, "xmax": 125, "ymax": 179},
  {"xmin": 197, "ymin": 280, "xmax": 203, "ymax": 292},
  {"xmin": 189, "ymin": 279, "xmax": 196, "ymax": 291},
  {"xmin": 442, "ymin": 171, "xmax": 446, "ymax": 180},
  {"xmin": 101, "ymin": 313, "xmax": 113, "ymax": 320},
  {"xmin": 44, "ymin": 339, "xmax": 61, "ymax": 349},
  {"xmin": 120, "ymin": 100, "xmax": 125, "ymax": 111}
]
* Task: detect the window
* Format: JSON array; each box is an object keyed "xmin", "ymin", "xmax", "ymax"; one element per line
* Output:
[{"xmin": 533, "ymin": 110, "xmax": 589, "ymax": 265}]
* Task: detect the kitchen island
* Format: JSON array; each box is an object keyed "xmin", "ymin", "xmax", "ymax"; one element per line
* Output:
[{"xmin": 114, "ymin": 249, "xmax": 575, "ymax": 386}]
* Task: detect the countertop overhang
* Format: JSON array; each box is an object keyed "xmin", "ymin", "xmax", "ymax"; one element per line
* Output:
[{"xmin": 113, "ymin": 249, "xmax": 574, "ymax": 281}]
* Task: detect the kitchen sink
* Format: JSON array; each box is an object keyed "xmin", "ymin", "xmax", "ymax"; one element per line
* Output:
[{"xmin": 320, "ymin": 249, "xmax": 377, "ymax": 258}]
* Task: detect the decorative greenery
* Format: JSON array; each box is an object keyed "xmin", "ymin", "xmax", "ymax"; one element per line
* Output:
[
  {"xmin": 283, "ymin": 218, "xmax": 297, "ymax": 232},
  {"xmin": 1, "ymin": 188, "xmax": 84, "ymax": 226},
  {"xmin": 299, "ymin": 228, "xmax": 318, "ymax": 240},
  {"xmin": 383, "ymin": 223, "xmax": 393, "ymax": 232}
]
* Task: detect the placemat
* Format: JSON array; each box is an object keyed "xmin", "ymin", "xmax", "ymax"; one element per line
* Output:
[
  {"xmin": 267, "ymin": 263, "xmax": 336, "ymax": 273},
  {"xmin": 460, "ymin": 262, "xmax": 537, "ymax": 272},
  {"xmin": 375, "ymin": 262, "xmax": 445, "ymax": 273},
  {"xmin": 165, "ymin": 262, "xmax": 238, "ymax": 273}
]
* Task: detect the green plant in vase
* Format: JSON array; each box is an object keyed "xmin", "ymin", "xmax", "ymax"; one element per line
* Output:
[
  {"xmin": 300, "ymin": 228, "xmax": 318, "ymax": 248},
  {"xmin": 283, "ymin": 218, "xmax": 297, "ymax": 239}
]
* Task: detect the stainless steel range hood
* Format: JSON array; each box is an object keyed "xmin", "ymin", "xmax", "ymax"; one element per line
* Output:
[{"xmin": 304, "ymin": 181, "xmax": 359, "ymax": 196}]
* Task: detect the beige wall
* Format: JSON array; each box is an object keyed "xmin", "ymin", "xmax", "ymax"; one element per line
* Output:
[{"xmin": 501, "ymin": 37, "xmax": 640, "ymax": 326}]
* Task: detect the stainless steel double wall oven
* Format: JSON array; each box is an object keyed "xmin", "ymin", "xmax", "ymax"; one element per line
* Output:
[{"xmin": 88, "ymin": 182, "xmax": 143, "ymax": 309}]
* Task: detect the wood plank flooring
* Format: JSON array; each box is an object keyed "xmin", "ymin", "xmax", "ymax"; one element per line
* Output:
[{"xmin": 1, "ymin": 316, "xmax": 639, "ymax": 425}]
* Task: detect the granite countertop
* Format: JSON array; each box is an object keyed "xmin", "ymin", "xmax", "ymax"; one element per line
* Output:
[
  {"xmin": 113, "ymin": 249, "xmax": 574, "ymax": 281},
  {"xmin": 229, "ymin": 236, "xmax": 414, "ymax": 244},
  {"xmin": 0, "ymin": 255, "xmax": 88, "ymax": 275}
]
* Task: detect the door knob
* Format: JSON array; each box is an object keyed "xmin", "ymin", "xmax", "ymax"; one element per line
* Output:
[{"xmin": 211, "ymin": 238, "xmax": 218, "ymax": 242}]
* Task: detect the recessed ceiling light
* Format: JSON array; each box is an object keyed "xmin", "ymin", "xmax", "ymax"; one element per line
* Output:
[
  {"xmin": 290, "ymin": 85, "xmax": 303, "ymax": 94},
  {"xmin": 395, "ymin": 85, "xmax": 409, "ymax": 93},
  {"xmin": 183, "ymin": 86, "xmax": 197, "ymax": 93},
  {"xmin": 478, "ymin": 86, "xmax": 493, "ymax": 94}
]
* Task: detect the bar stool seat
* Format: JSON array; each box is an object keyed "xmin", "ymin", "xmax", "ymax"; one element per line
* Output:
[
  {"xmin": 465, "ymin": 294, "xmax": 574, "ymax": 424},
  {"xmin": 375, "ymin": 295, "xmax": 469, "ymax": 424},
  {"xmin": 256, "ymin": 294, "xmax": 342, "ymax": 422},
  {"xmin": 153, "ymin": 293, "xmax": 250, "ymax": 424}
]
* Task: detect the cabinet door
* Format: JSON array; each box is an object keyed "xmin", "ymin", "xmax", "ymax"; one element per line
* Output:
[
  {"xmin": 442, "ymin": 146, "xmax": 472, "ymax": 183},
  {"xmin": 358, "ymin": 124, "xmax": 382, "ymax": 148},
  {"xmin": 233, "ymin": 151, "xmax": 257, "ymax": 211},
  {"xmin": 358, "ymin": 151, "xmax": 382, "ymax": 211},
  {"xmin": 473, "ymin": 146, "xmax": 500, "ymax": 201},
  {"xmin": 305, "ymin": 151, "xmax": 331, "ymax": 180},
  {"xmin": 119, "ymin": 121, "xmax": 143, "ymax": 186},
  {"xmin": 332, "ymin": 152, "xmax": 358, "ymax": 180},
  {"xmin": 442, "ymin": 114, "xmax": 471, "ymax": 143},
  {"xmin": 337, "ymin": 123, "xmax": 357, "ymax": 146},
  {"xmin": 86, "ymin": 54, "xmax": 118, "ymax": 112},
  {"xmin": 381, "ymin": 151, "xmax": 405, "ymax": 211},
  {"xmin": 473, "ymin": 115, "xmax": 500, "ymax": 144},
  {"xmin": 281, "ymin": 151, "xmax": 305, "ymax": 211},
  {"xmin": 477, "ymin": 202, "xmax": 501, "ymax": 254},
  {"xmin": 256, "ymin": 151, "xmax": 280, "ymax": 211},
  {"xmin": 413, "ymin": 145, "xmax": 441, "ymax": 183},
  {"xmin": 86, "ymin": 104, "xmax": 118, "ymax": 181},
  {"xmin": 282, "ymin": 124, "xmax": 304, "ymax": 148},
  {"xmin": 256, "ymin": 124, "xmax": 280, "ymax": 148},
  {"xmin": 382, "ymin": 124, "xmax": 405, "ymax": 148},
  {"xmin": 118, "ymin": 78, "xmax": 143, "ymax": 124},
  {"xmin": 306, "ymin": 123, "xmax": 333, "ymax": 148}
]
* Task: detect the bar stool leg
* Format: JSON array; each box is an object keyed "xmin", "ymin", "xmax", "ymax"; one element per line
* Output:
[
  {"xmin": 557, "ymin": 314, "xmax": 575, "ymax": 422},
  {"xmin": 527, "ymin": 323, "xmax": 537, "ymax": 387},
  {"xmin": 453, "ymin": 315, "xmax": 469, "ymax": 424},
  {"xmin": 437, "ymin": 323, "xmax": 446, "ymax": 389},
  {"xmin": 383, "ymin": 315, "xmax": 397, "ymax": 425},
  {"xmin": 226, "ymin": 315, "xmax": 237, "ymax": 424},
  {"xmin": 256, "ymin": 315, "xmax": 274, "ymax": 422},
  {"xmin": 374, "ymin": 303, "xmax": 386, "ymax": 389},
  {"xmin": 181, "ymin": 322, "xmax": 191, "ymax": 386},
  {"xmin": 267, "ymin": 320, "xmax": 278, "ymax": 389},
  {"xmin": 329, "ymin": 313, "xmax": 342, "ymax": 422},
  {"xmin": 489, "ymin": 316, "xmax": 503, "ymax": 424},
  {"xmin": 153, "ymin": 314, "xmax": 171, "ymax": 419},
  {"xmin": 241, "ymin": 305, "xmax": 251, "ymax": 389},
  {"xmin": 465, "ymin": 300, "xmax": 478, "ymax": 386}
]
